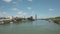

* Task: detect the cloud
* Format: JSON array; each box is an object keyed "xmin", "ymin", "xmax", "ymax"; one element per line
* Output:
[
  {"xmin": 12, "ymin": 8, "xmax": 29, "ymax": 18},
  {"xmin": 27, "ymin": 0, "xmax": 32, "ymax": 2},
  {"xmin": 2, "ymin": 0, "xmax": 12, "ymax": 3},
  {"xmin": 12, "ymin": 8, "xmax": 17, "ymax": 10},
  {"xmin": 27, "ymin": 7, "xmax": 32, "ymax": 10},
  {"xmin": 0, "ymin": 11, "xmax": 10, "ymax": 17},
  {"xmin": 2, "ymin": 12, "xmax": 10, "ymax": 16},
  {"xmin": 17, "ymin": 11, "xmax": 27, "ymax": 16},
  {"xmin": 17, "ymin": 11, "xmax": 28, "ymax": 18},
  {"xmin": 12, "ymin": 8, "xmax": 24, "ymax": 13},
  {"xmin": 23, "ymin": 13, "xmax": 26, "ymax": 15},
  {"xmin": 49, "ymin": 8, "xmax": 54, "ymax": 11},
  {"xmin": 3, "ymin": 12, "xmax": 7, "ymax": 14},
  {"xmin": 12, "ymin": 8, "xmax": 19, "ymax": 11},
  {"xmin": 12, "ymin": 2, "xmax": 17, "ymax": 4},
  {"xmin": 17, "ymin": 11, "xmax": 22, "ymax": 14}
]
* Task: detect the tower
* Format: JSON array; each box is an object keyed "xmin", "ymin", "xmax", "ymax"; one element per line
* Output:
[{"xmin": 35, "ymin": 14, "xmax": 37, "ymax": 20}]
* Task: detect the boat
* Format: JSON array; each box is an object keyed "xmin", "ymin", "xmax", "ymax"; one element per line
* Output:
[{"xmin": 0, "ymin": 20, "xmax": 4, "ymax": 25}]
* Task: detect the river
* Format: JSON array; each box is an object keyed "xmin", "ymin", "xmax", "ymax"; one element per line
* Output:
[{"xmin": 0, "ymin": 20, "xmax": 60, "ymax": 34}]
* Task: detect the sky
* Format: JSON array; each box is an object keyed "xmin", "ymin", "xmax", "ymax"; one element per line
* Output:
[{"xmin": 0, "ymin": 0, "xmax": 60, "ymax": 18}]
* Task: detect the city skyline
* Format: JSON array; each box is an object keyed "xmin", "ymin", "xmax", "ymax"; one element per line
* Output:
[{"xmin": 0, "ymin": 0, "xmax": 60, "ymax": 18}]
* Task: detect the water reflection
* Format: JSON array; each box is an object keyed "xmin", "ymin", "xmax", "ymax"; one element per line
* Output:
[{"xmin": 0, "ymin": 20, "xmax": 60, "ymax": 34}]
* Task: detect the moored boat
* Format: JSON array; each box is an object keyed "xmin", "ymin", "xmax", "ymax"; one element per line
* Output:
[{"xmin": 0, "ymin": 20, "xmax": 4, "ymax": 25}]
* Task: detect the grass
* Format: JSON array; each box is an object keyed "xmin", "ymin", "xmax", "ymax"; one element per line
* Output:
[{"xmin": 49, "ymin": 17, "xmax": 60, "ymax": 24}]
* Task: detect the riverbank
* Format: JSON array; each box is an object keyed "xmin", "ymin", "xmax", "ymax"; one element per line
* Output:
[
  {"xmin": 45, "ymin": 17, "xmax": 60, "ymax": 24},
  {"xmin": 0, "ymin": 16, "xmax": 35, "ymax": 25},
  {"xmin": 39, "ymin": 17, "xmax": 60, "ymax": 25},
  {"xmin": 51, "ymin": 17, "xmax": 60, "ymax": 24}
]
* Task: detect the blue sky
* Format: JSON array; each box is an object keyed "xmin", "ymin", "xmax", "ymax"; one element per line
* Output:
[{"xmin": 0, "ymin": 0, "xmax": 60, "ymax": 18}]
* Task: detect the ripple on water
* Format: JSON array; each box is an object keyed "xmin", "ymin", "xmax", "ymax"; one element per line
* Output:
[{"xmin": 0, "ymin": 20, "xmax": 60, "ymax": 34}]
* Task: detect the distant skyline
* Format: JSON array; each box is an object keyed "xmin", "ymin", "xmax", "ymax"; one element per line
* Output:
[{"xmin": 0, "ymin": 0, "xmax": 60, "ymax": 18}]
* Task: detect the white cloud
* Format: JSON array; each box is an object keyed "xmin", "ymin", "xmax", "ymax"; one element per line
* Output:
[
  {"xmin": 2, "ymin": 0, "xmax": 12, "ymax": 3},
  {"xmin": 27, "ymin": 0, "xmax": 32, "ymax": 2},
  {"xmin": 12, "ymin": 8, "xmax": 19, "ymax": 11},
  {"xmin": 2, "ymin": 12, "xmax": 10, "ymax": 16},
  {"xmin": 17, "ymin": 11, "xmax": 26, "ymax": 16},
  {"xmin": 27, "ymin": 7, "xmax": 32, "ymax": 10},
  {"xmin": 49, "ymin": 8, "xmax": 54, "ymax": 11},
  {"xmin": 17, "ymin": 11, "xmax": 22, "ymax": 14},
  {"xmin": 12, "ymin": 2, "xmax": 17, "ymax": 4},
  {"xmin": 12, "ymin": 8, "xmax": 17, "ymax": 10},
  {"xmin": 23, "ymin": 13, "xmax": 26, "ymax": 15},
  {"xmin": 12, "ymin": 8, "xmax": 24, "ymax": 12},
  {"xmin": 3, "ymin": 12, "xmax": 6, "ymax": 14},
  {"xmin": 0, "ymin": 12, "xmax": 9, "ymax": 17},
  {"xmin": 12, "ymin": 8, "xmax": 29, "ymax": 18},
  {"xmin": 17, "ymin": 11, "xmax": 28, "ymax": 18}
]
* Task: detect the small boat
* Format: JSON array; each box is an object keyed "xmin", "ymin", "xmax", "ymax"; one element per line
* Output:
[
  {"xmin": 10, "ymin": 22, "xmax": 13, "ymax": 24},
  {"xmin": 0, "ymin": 20, "xmax": 4, "ymax": 25},
  {"xmin": 49, "ymin": 19, "xmax": 52, "ymax": 22}
]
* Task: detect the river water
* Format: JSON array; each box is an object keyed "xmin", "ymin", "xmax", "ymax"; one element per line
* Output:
[{"xmin": 0, "ymin": 20, "xmax": 60, "ymax": 34}]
